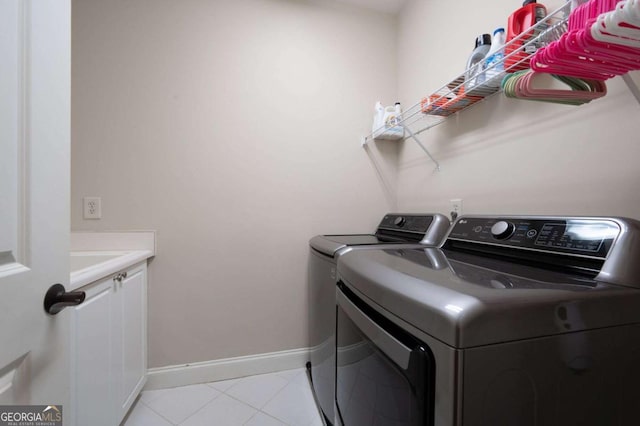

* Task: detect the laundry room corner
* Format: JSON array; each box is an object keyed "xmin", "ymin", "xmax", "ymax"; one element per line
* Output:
[{"xmin": 70, "ymin": 0, "xmax": 401, "ymax": 373}]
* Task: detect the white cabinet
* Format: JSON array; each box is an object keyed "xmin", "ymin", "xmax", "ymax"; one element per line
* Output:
[
  {"xmin": 118, "ymin": 266, "xmax": 147, "ymax": 415},
  {"xmin": 70, "ymin": 262, "xmax": 147, "ymax": 426},
  {"xmin": 72, "ymin": 279, "xmax": 114, "ymax": 426}
]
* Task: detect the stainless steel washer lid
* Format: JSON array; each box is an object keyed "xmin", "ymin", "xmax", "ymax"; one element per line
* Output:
[
  {"xmin": 309, "ymin": 213, "xmax": 451, "ymax": 257},
  {"xmin": 337, "ymin": 247, "xmax": 640, "ymax": 349},
  {"xmin": 309, "ymin": 234, "xmax": 379, "ymax": 257}
]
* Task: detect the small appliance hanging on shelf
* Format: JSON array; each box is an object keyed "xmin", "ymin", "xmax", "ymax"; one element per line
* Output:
[{"xmin": 371, "ymin": 101, "xmax": 405, "ymax": 141}]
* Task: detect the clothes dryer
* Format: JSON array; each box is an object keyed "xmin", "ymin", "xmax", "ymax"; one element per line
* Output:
[
  {"xmin": 308, "ymin": 214, "xmax": 450, "ymax": 425},
  {"xmin": 336, "ymin": 215, "xmax": 640, "ymax": 426}
]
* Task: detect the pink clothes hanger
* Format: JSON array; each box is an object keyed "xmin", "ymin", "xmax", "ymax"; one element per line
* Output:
[{"xmin": 531, "ymin": 0, "xmax": 640, "ymax": 79}]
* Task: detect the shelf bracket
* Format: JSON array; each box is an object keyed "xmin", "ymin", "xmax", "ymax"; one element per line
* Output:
[
  {"xmin": 402, "ymin": 124, "xmax": 441, "ymax": 172},
  {"xmin": 622, "ymin": 73, "xmax": 640, "ymax": 107}
]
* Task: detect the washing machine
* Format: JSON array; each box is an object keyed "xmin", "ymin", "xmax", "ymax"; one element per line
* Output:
[
  {"xmin": 307, "ymin": 213, "xmax": 451, "ymax": 425},
  {"xmin": 336, "ymin": 215, "xmax": 640, "ymax": 426}
]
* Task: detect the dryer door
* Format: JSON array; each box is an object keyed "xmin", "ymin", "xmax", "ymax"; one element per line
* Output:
[
  {"xmin": 336, "ymin": 282, "xmax": 435, "ymax": 426},
  {"xmin": 308, "ymin": 248, "xmax": 337, "ymax": 424}
]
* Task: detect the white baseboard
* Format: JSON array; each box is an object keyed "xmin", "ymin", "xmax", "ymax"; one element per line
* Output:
[{"xmin": 144, "ymin": 347, "xmax": 310, "ymax": 390}]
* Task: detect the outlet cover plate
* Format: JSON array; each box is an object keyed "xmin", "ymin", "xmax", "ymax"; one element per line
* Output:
[
  {"xmin": 450, "ymin": 198, "xmax": 462, "ymax": 217},
  {"xmin": 83, "ymin": 197, "xmax": 101, "ymax": 220}
]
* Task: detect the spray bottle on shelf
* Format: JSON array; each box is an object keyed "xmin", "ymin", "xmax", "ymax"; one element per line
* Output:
[
  {"xmin": 484, "ymin": 28, "xmax": 506, "ymax": 88},
  {"xmin": 505, "ymin": 0, "xmax": 547, "ymax": 72}
]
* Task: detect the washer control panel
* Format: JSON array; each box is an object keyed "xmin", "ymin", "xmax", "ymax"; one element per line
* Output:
[
  {"xmin": 448, "ymin": 217, "xmax": 621, "ymax": 259},
  {"xmin": 378, "ymin": 214, "xmax": 435, "ymax": 234},
  {"xmin": 375, "ymin": 213, "xmax": 450, "ymax": 244}
]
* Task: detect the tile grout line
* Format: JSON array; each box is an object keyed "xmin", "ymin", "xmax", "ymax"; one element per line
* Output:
[
  {"xmin": 174, "ymin": 390, "xmax": 225, "ymax": 426},
  {"xmin": 221, "ymin": 371, "xmax": 300, "ymax": 425},
  {"xmin": 243, "ymin": 410, "xmax": 288, "ymax": 426},
  {"xmin": 221, "ymin": 390, "xmax": 266, "ymax": 411},
  {"xmin": 253, "ymin": 373, "xmax": 301, "ymax": 424},
  {"xmin": 256, "ymin": 372, "xmax": 315, "ymax": 425},
  {"xmin": 134, "ymin": 369, "xmax": 315, "ymax": 426},
  {"xmin": 138, "ymin": 399, "xmax": 181, "ymax": 426},
  {"xmin": 242, "ymin": 411, "xmax": 261, "ymax": 426},
  {"xmin": 221, "ymin": 380, "xmax": 290, "ymax": 414}
]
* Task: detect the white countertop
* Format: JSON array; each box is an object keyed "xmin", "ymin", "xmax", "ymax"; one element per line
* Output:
[
  {"xmin": 69, "ymin": 231, "xmax": 156, "ymax": 291},
  {"xmin": 70, "ymin": 250, "xmax": 153, "ymax": 290}
]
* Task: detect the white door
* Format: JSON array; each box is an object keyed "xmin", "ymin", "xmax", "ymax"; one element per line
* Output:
[{"xmin": 0, "ymin": 0, "xmax": 71, "ymax": 415}]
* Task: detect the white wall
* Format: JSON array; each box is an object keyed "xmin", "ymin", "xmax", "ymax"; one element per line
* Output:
[
  {"xmin": 396, "ymin": 0, "xmax": 640, "ymax": 218},
  {"xmin": 71, "ymin": 0, "xmax": 398, "ymax": 368}
]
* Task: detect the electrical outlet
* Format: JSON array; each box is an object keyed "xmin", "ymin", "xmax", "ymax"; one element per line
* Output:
[
  {"xmin": 450, "ymin": 199, "xmax": 462, "ymax": 219},
  {"xmin": 83, "ymin": 197, "xmax": 102, "ymax": 220}
]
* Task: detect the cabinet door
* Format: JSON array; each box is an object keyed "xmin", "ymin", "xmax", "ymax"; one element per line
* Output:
[
  {"xmin": 71, "ymin": 279, "xmax": 114, "ymax": 426},
  {"xmin": 117, "ymin": 265, "xmax": 147, "ymax": 419}
]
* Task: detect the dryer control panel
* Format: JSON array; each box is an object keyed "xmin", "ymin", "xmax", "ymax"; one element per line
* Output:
[
  {"xmin": 376, "ymin": 213, "xmax": 450, "ymax": 245},
  {"xmin": 378, "ymin": 214, "xmax": 434, "ymax": 234},
  {"xmin": 443, "ymin": 215, "xmax": 640, "ymax": 287},
  {"xmin": 447, "ymin": 217, "xmax": 621, "ymax": 259}
]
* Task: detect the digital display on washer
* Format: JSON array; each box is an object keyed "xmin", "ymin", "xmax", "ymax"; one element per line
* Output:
[{"xmin": 534, "ymin": 221, "xmax": 618, "ymax": 253}]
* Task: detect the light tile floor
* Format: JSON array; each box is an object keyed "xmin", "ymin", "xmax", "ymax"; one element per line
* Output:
[{"xmin": 123, "ymin": 368, "xmax": 324, "ymax": 426}]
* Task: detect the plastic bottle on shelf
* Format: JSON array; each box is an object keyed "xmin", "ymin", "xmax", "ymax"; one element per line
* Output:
[
  {"xmin": 464, "ymin": 34, "xmax": 492, "ymax": 93},
  {"xmin": 384, "ymin": 103, "xmax": 403, "ymax": 127},
  {"xmin": 484, "ymin": 28, "xmax": 506, "ymax": 88},
  {"xmin": 505, "ymin": 0, "xmax": 547, "ymax": 72},
  {"xmin": 384, "ymin": 103, "xmax": 404, "ymax": 139},
  {"xmin": 372, "ymin": 101, "xmax": 384, "ymax": 137},
  {"xmin": 372, "ymin": 102, "xmax": 404, "ymax": 140}
]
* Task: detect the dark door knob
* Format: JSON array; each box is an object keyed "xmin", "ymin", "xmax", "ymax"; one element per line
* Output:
[{"xmin": 44, "ymin": 284, "xmax": 85, "ymax": 315}]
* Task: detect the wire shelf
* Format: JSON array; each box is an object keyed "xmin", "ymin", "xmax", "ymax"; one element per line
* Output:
[{"xmin": 365, "ymin": 1, "xmax": 573, "ymax": 144}]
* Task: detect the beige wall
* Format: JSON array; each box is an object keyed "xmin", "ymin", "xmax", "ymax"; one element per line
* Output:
[
  {"xmin": 396, "ymin": 0, "xmax": 640, "ymax": 218},
  {"xmin": 72, "ymin": 0, "xmax": 640, "ymax": 371},
  {"xmin": 71, "ymin": 0, "xmax": 398, "ymax": 368}
]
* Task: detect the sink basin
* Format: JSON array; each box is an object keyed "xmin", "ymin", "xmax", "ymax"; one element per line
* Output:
[{"xmin": 70, "ymin": 252, "xmax": 129, "ymax": 273}]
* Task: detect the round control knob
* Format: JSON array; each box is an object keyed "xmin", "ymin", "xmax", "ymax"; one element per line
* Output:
[
  {"xmin": 491, "ymin": 221, "xmax": 515, "ymax": 240},
  {"xmin": 393, "ymin": 216, "xmax": 406, "ymax": 227}
]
